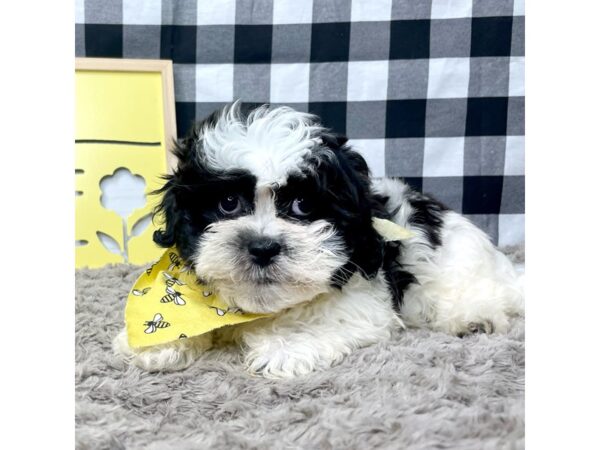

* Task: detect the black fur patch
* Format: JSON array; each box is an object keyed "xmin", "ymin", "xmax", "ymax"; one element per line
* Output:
[
  {"xmin": 370, "ymin": 193, "xmax": 416, "ymax": 311},
  {"xmin": 372, "ymin": 182, "xmax": 451, "ymax": 309},
  {"xmin": 407, "ymin": 194, "xmax": 448, "ymax": 248},
  {"xmin": 380, "ymin": 240, "xmax": 417, "ymax": 312},
  {"xmin": 276, "ymin": 134, "xmax": 386, "ymax": 287},
  {"xmin": 152, "ymin": 120, "xmax": 257, "ymax": 263}
]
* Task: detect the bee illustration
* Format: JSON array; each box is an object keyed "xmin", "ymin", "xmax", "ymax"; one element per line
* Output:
[
  {"xmin": 168, "ymin": 252, "xmax": 182, "ymax": 271},
  {"xmin": 161, "ymin": 286, "xmax": 186, "ymax": 306},
  {"xmin": 209, "ymin": 306, "xmax": 226, "ymax": 316},
  {"xmin": 144, "ymin": 313, "xmax": 170, "ymax": 334},
  {"xmin": 209, "ymin": 306, "xmax": 242, "ymax": 316},
  {"xmin": 163, "ymin": 273, "xmax": 185, "ymax": 288},
  {"xmin": 132, "ymin": 287, "xmax": 151, "ymax": 296},
  {"xmin": 145, "ymin": 261, "xmax": 159, "ymax": 276}
]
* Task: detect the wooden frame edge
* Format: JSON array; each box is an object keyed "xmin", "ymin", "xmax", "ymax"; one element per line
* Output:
[{"xmin": 75, "ymin": 58, "xmax": 178, "ymax": 173}]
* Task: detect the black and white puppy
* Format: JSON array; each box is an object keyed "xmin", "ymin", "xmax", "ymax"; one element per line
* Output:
[{"xmin": 114, "ymin": 103, "xmax": 524, "ymax": 378}]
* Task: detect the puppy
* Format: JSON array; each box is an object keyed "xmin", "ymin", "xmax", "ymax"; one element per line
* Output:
[{"xmin": 114, "ymin": 103, "xmax": 523, "ymax": 378}]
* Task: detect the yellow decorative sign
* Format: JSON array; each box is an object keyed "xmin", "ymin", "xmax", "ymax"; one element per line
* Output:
[{"xmin": 75, "ymin": 58, "xmax": 177, "ymax": 268}]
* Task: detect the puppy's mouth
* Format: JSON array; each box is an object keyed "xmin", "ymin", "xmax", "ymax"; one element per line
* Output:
[
  {"xmin": 250, "ymin": 263, "xmax": 292, "ymax": 283},
  {"xmin": 211, "ymin": 264, "xmax": 289, "ymax": 286},
  {"xmin": 252, "ymin": 276, "xmax": 276, "ymax": 285},
  {"xmin": 200, "ymin": 266, "xmax": 327, "ymax": 313}
]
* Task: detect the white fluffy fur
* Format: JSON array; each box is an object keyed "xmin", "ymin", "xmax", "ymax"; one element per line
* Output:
[
  {"xmin": 198, "ymin": 101, "xmax": 324, "ymax": 186},
  {"xmin": 113, "ymin": 328, "xmax": 213, "ymax": 372},
  {"xmin": 225, "ymin": 273, "xmax": 400, "ymax": 378},
  {"xmin": 114, "ymin": 107, "xmax": 524, "ymax": 378},
  {"xmin": 373, "ymin": 178, "xmax": 524, "ymax": 335}
]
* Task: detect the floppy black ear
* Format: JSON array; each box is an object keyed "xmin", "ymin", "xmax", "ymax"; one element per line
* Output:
[
  {"xmin": 338, "ymin": 147, "xmax": 384, "ymax": 280},
  {"xmin": 151, "ymin": 123, "xmax": 200, "ymax": 249},
  {"xmin": 152, "ymin": 177, "xmax": 179, "ymax": 248},
  {"xmin": 319, "ymin": 135, "xmax": 385, "ymax": 283}
]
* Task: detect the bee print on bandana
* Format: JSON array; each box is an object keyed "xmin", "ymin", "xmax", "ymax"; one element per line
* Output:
[
  {"xmin": 161, "ymin": 286, "xmax": 186, "ymax": 306},
  {"xmin": 209, "ymin": 306, "xmax": 243, "ymax": 316},
  {"xmin": 209, "ymin": 306, "xmax": 226, "ymax": 316},
  {"xmin": 132, "ymin": 287, "xmax": 151, "ymax": 296},
  {"xmin": 145, "ymin": 261, "xmax": 159, "ymax": 276},
  {"xmin": 163, "ymin": 272, "xmax": 185, "ymax": 288},
  {"xmin": 144, "ymin": 313, "xmax": 170, "ymax": 334},
  {"xmin": 168, "ymin": 252, "xmax": 182, "ymax": 271}
]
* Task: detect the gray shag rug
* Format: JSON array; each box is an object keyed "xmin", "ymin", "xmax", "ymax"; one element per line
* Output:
[{"xmin": 76, "ymin": 246, "xmax": 525, "ymax": 449}]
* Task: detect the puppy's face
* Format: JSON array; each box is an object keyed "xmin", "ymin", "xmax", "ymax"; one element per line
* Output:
[{"xmin": 154, "ymin": 104, "xmax": 384, "ymax": 314}]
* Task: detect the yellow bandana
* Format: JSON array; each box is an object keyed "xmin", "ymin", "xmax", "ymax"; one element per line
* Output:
[
  {"xmin": 125, "ymin": 219, "xmax": 413, "ymax": 348},
  {"xmin": 372, "ymin": 217, "xmax": 414, "ymax": 241},
  {"xmin": 125, "ymin": 248, "xmax": 268, "ymax": 348}
]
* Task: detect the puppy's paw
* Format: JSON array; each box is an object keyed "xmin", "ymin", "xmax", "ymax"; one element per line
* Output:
[
  {"xmin": 450, "ymin": 312, "xmax": 510, "ymax": 337},
  {"xmin": 456, "ymin": 320, "xmax": 496, "ymax": 338},
  {"xmin": 112, "ymin": 329, "xmax": 212, "ymax": 372},
  {"xmin": 244, "ymin": 346, "xmax": 318, "ymax": 379},
  {"xmin": 130, "ymin": 344, "xmax": 199, "ymax": 372}
]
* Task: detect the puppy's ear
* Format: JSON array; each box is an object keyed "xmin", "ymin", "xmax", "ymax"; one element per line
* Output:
[
  {"xmin": 152, "ymin": 177, "xmax": 179, "ymax": 248},
  {"xmin": 153, "ymin": 108, "xmax": 227, "ymax": 252},
  {"xmin": 152, "ymin": 127, "xmax": 199, "ymax": 248},
  {"xmin": 319, "ymin": 136, "xmax": 384, "ymax": 282},
  {"xmin": 338, "ymin": 148, "xmax": 384, "ymax": 280}
]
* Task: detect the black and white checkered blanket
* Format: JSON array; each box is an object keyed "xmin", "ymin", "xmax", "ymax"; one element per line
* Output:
[{"xmin": 75, "ymin": 0, "xmax": 524, "ymax": 246}]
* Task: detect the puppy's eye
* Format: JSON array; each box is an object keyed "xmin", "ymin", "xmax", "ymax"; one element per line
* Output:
[
  {"xmin": 219, "ymin": 195, "xmax": 241, "ymax": 215},
  {"xmin": 291, "ymin": 197, "xmax": 313, "ymax": 217}
]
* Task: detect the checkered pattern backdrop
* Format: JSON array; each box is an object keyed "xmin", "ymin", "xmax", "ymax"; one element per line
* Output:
[{"xmin": 75, "ymin": 0, "xmax": 525, "ymax": 246}]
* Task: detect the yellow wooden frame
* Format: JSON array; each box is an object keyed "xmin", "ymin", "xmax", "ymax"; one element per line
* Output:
[
  {"xmin": 75, "ymin": 58, "xmax": 178, "ymax": 268},
  {"xmin": 75, "ymin": 58, "xmax": 178, "ymax": 171}
]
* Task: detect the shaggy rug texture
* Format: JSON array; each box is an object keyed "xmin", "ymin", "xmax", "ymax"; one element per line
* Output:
[{"xmin": 75, "ymin": 246, "xmax": 524, "ymax": 450}]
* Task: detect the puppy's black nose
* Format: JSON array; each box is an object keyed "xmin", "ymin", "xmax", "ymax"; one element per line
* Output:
[{"xmin": 247, "ymin": 239, "xmax": 281, "ymax": 267}]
